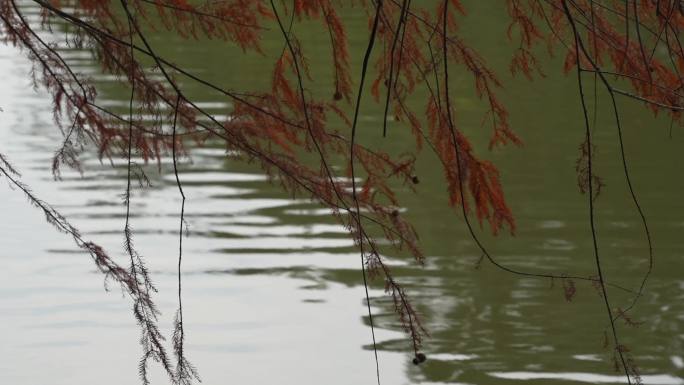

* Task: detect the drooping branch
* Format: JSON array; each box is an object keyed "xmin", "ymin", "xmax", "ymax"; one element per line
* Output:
[{"xmin": 561, "ymin": 1, "xmax": 635, "ymax": 383}]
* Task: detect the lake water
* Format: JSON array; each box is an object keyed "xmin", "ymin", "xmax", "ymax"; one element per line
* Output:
[{"xmin": 1, "ymin": 3, "xmax": 683, "ymax": 385}]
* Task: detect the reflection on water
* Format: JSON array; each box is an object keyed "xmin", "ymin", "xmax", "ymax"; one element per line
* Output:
[
  {"xmin": 490, "ymin": 372, "xmax": 684, "ymax": 384},
  {"xmin": 1, "ymin": 3, "xmax": 684, "ymax": 385}
]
